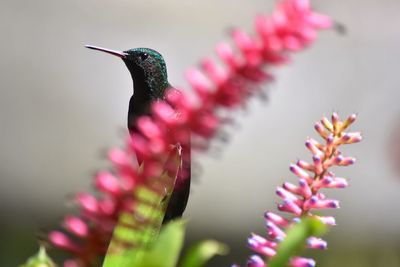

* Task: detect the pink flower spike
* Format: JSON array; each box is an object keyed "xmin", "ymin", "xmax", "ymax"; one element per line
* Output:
[
  {"xmin": 278, "ymin": 199, "xmax": 302, "ymax": 216},
  {"xmin": 289, "ymin": 164, "xmax": 313, "ymax": 183},
  {"xmin": 264, "ymin": 211, "xmax": 289, "ymax": 227},
  {"xmin": 289, "ymin": 256, "xmax": 316, "ymax": 267},
  {"xmin": 247, "ymin": 255, "xmax": 267, "ymax": 267},
  {"xmin": 303, "ymin": 196, "xmax": 339, "ymax": 210},
  {"xmin": 63, "ymin": 216, "xmax": 89, "ymax": 238},
  {"xmin": 307, "ymin": 237, "xmax": 328, "ymax": 250},
  {"xmin": 48, "ymin": 231, "xmax": 80, "ymax": 253}
]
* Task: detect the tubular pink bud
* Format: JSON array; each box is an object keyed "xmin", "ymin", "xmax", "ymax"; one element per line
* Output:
[
  {"xmin": 289, "ymin": 256, "xmax": 316, "ymax": 267},
  {"xmin": 276, "ymin": 187, "xmax": 299, "ymax": 203},
  {"xmin": 296, "ymin": 159, "xmax": 315, "ymax": 172},
  {"xmin": 63, "ymin": 216, "xmax": 89, "ymax": 238},
  {"xmin": 321, "ymin": 116, "xmax": 333, "ymax": 132},
  {"xmin": 303, "ymin": 196, "xmax": 339, "ymax": 210},
  {"xmin": 77, "ymin": 193, "xmax": 99, "ymax": 214},
  {"xmin": 248, "ymin": 238, "xmax": 277, "ymax": 257},
  {"xmin": 298, "ymin": 179, "xmax": 312, "ymax": 198},
  {"xmin": 186, "ymin": 68, "xmax": 213, "ymax": 96},
  {"xmin": 216, "ymin": 42, "xmax": 241, "ymax": 69},
  {"xmin": 278, "ymin": 199, "xmax": 302, "ymax": 216},
  {"xmin": 49, "ymin": 231, "xmax": 80, "ymax": 252},
  {"xmin": 266, "ymin": 221, "xmax": 286, "ymax": 241},
  {"xmin": 314, "ymin": 122, "xmax": 329, "ymax": 139},
  {"xmin": 247, "ymin": 255, "xmax": 267, "ymax": 267},
  {"xmin": 340, "ymin": 113, "xmax": 357, "ymax": 131},
  {"xmin": 264, "ymin": 212, "xmax": 289, "ymax": 227},
  {"xmin": 289, "ymin": 164, "xmax": 313, "ymax": 183},
  {"xmin": 95, "ymin": 171, "xmax": 121, "ymax": 196},
  {"xmin": 250, "ymin": 234, "xmax": 278, "ymax": 249},
  {"xmin": 200, "ymin": 57, "xmax": 227, "ymax": 85},
  {"xmin": 307, "ymin": 237, "xmax": 327, "ymax": 250},
  {"xmin": 312, "ymin": 155, "xmax": 323, "ymax": 174},
  {"xmin": 305, "ymin": 139, "xmax": 324, "ymax": 157}
]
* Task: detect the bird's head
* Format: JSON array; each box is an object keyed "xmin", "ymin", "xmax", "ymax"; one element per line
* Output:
[{"xmin": 86, "ymin": 45, "xmax": 169, "ymax": 98}]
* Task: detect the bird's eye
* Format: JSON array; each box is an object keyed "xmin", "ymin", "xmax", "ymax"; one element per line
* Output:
[{"xmin": 139, "ymin": 53, "xmax": 149, "ymax": 61}]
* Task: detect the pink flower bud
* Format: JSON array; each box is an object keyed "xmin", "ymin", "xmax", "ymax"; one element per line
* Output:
[
  {"xmin": 303, "ymin": 196, "xmax": 339, "ymax": 210},
  {"xmin": 305, "ymin": 139, "xmax": 324, "ymax": 157},
  {"xmin": 63, "ymin": 216, "xmax": 89, "ymax": 238},
  {"xmin": 314, "ymin": 122, "xmax": 328, "ymax": 139},
  {"xmin": 186, "ymin": 68, "xmax": 214, "ymax": 97},
  {"xmin": 289, "ymin": 256, "xmax": 316, "ymax": 267},
  {"xmin": 266, "ymin": 221, "xmax": 287, "ymax": 240},
  {"xmin": 77, "ymin": 193, "xmax": 99, "ymax": 214},
  {"xmin": 248, "ymin": 237, "xmax": 277, "ymax": 257},
  {"xmin": 289, "ymin": 164, "xmax": 313, "ymax": 183},
  {"xmin": 278, "ymin": 199, "xmax": 302, "ymax": 216},
  {"xmin": 49, "ymin": 231, "xmax": 80, "ymax": 252},
  {"xmin": 264, "ymin": 212, "xmax": 289, "ymax": 227},
  {"xmin": 201, "ymin": 57, "xmax": 227, "ymax": 85},
  {"xmin": 95, "ymin": 171, "xmax": 121, "ymax": 196},
  {"xmin": 247, "ymin": 255, "xmax": 267, "ymax": 267},
  {"xmin": 307, "ymin": 237, "xmax": 327, "ymax": 249}
]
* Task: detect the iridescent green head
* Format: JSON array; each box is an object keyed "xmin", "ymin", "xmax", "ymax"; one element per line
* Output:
[{"xmin": 85, "ymin": 45, "xmax": 169, "ymax": 99}]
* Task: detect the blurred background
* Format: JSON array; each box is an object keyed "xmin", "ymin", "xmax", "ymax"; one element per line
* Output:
[{"xmin": 1, "ymin": 0, "xmax": 400, "ymax": 266}]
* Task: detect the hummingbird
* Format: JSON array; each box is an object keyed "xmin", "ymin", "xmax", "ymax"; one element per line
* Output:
[{"xmin": 85, "ymin": 45, "xmax": 190, "ymax": 224}]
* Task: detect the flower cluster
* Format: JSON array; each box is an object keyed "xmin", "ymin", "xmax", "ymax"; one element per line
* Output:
[
  {"xmin": 244, "ymin": 113, "xmax": 362, "ymax": 267},
  {"xmin": 48, "ymin": 0, "xmax": 332, "ymax": 266}
]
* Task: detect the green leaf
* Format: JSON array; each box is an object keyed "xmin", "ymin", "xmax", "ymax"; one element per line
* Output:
[
  {"xmin": 19, "ymin": 246, "xmax": 57, "ymax": 267},
  {"xmin": 269, "ymin": 217, "xmax": 327, "ymax": 267},
  {"xmin": 180, "ymin": 240, "xmax": 229, "ymax": 267},
  {"xmin": 139, "ymin": 219, "xmax": 187, "ymax": 267}
]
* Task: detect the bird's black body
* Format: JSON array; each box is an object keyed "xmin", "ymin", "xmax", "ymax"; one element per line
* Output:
[{"xmin": 86, "ymin": 45, "xmax": 190, "ymax": 223}]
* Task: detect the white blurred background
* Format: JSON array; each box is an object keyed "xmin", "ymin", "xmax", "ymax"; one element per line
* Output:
[{"xmin": 1, "ymin": 0, "xmax": 400, "ymax": 266}]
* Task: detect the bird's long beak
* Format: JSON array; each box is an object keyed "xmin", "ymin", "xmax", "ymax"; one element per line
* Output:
[{"xmin": 85, "ymin": 45, "xmax": 127, "ymax": 59}]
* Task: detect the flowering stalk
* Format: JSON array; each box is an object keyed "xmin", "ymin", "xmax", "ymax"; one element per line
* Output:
[
  {"xmin": 244, "ymin": 113, "xmax": 362, "ymax": 267},
  {"xmin": 48, "ymin": 0, "xmax": 332, "ymax": 266}
]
